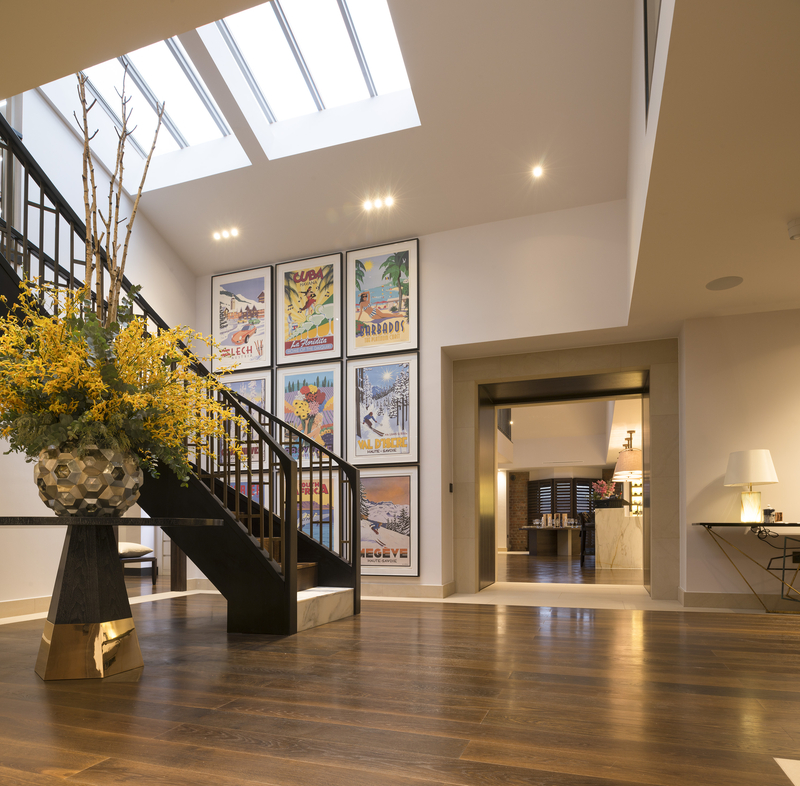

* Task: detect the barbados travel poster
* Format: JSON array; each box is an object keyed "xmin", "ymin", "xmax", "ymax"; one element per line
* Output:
[
  {"xmin": 211, "ymin": 267, "xmax": 271, "ymax": 372},
  {"xmin": 346, "ymin": 240, "xmax": 418, "ymax": 357},
  {"xmin": 298, "ymin": 473, "xmax": 339, "ymax": 550},
  {"xmin": 276, "ymin": 254, "xmax": 341, "ymax": 365},
  {"xmin": 277, "ymin": 363, "xmax": 340, "ymax": 458},
  {"xmin": 347, "ymin": 353, "xmax": 418, "ymax": 465},
  {"xmin": 360, "ymin": 467, "xmax": 418, "ymax": 576}
]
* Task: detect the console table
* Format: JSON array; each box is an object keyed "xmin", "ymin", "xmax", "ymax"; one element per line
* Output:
[
  {"xmin": 693, "ymin": 523, "xmax": 800, "ymax": 613},
  {"xmin": 0, "ymin": 516, "xmax": 223, "ymax": 680}
]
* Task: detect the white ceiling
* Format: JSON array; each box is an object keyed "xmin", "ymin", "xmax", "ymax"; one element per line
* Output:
[
  {"xmin": 4, "ymin": 0, "xmax": 634, "ymax": 277},
  {"xmin": 5, "ymin": 1, "xmax": 797, "ymax": 346},
  {"xmin": 629, "ymin": 0, "xmax": 800, "ymax": 334}
]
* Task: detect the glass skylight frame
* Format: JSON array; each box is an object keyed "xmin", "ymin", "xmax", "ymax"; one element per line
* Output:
[{"xmin": 221, "ymin": 0, "xmax": 410, "ymax": 126}]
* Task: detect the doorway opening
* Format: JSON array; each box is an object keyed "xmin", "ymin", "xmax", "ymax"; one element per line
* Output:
[{"xmin": 478, "ymin": 370, "xmax": 650, "ymax": 591}]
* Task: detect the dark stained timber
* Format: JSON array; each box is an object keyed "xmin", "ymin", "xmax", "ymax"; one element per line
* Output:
[{"xmin": 0, "ymin": 594, "xmax": 797, "ymax": 785}]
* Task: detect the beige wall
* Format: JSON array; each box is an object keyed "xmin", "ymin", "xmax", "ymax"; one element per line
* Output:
[
  {"xmin": 682, "ymin": 308, "xmax": 800, "ymax": 608},
  {"xmin": 451, "ymin": 339, "xmax": 679, "ymax": 598}
]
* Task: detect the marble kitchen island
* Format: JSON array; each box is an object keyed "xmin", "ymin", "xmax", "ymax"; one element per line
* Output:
[{"xmin": 595, "ymin": 508, "xmax": 643, "ymax": 569}]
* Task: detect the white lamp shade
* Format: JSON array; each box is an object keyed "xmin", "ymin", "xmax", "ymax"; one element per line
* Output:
[
  {"xmin": 612, "ymin": 448, "xmax": 643, "ymax": 481},
  {"xmin": 724, "ymin": 449, "xmax": 778, "ymax": 486}
]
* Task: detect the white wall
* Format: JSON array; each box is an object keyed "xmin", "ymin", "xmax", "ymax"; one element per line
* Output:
[
  {"xmin": 509, "ymin": 435, "xmax": 608, "ymax": 470},
  {"xmin": 627, "ymin": 0, "xmax": 674, "ymax": 301},
  {"xmin": 0, "ymin": 90, "xmax": 199, "ymax": 605},
  {"xmin": 195, "ymin": 199, "xmax": 630, "ymax": 592},
  {"xmin": 682, "ymin": 308, "xmax": 800, "ymax": 596},
  {"xmin": 496, "ymin": 470, "xmax": 508, "ymax": 551}
]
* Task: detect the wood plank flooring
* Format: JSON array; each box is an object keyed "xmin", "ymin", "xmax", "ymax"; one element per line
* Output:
[
  {"xmin": 1, "ymin": 594, "xmax": 798, "ymax": 785},
  {"xmin": 497, "ymin": 552, "xmax": 645, "ymax": 585}
]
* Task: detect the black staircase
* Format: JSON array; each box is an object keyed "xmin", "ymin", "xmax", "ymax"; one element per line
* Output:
[{"xmin": 0, "ymin": 111, "xmax": 359, "ymax": 635}]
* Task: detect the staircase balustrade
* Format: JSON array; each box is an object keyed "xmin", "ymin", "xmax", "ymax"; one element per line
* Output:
[{"xmin": 0, "ymin": 109, "xmax": 359, "ymax": 633}]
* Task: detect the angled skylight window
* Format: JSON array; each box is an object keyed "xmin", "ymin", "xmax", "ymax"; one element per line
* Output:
[
  {"xmin": 219, "ymin": 0, "xmax": 415, "ymax": 127},
  {"xmin": 123, "ymin": 39, "xmax": 227, "ymax": 147},
  {"xmin": 279, "ymin": 0, "xmax": 370, "ymax": 109},
  {"xmin": 221, "ymin": 4, "xmax": 317, "ymax": 122},
  {"xmin": 345, "ymin": 0, "xmax": 411, "ymax": 94},
  {"xmin": 82, "ymin": 38, "xmax": 228, "ymax": 158}
]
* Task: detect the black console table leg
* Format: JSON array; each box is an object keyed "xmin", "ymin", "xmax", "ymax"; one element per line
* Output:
[{"xmin": 35, "ymin": 525, "xmax": 144, "ymax": 680}]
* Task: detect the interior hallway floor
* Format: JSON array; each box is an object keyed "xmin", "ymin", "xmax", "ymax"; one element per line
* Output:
[{"xmin": 1, "ymin": 593, "xmax": 800, "ymax": 785}]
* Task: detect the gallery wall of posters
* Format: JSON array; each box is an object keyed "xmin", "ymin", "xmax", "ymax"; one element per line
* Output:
[
  {"xmin": 276, "ymin": 362, "xmax": 341, "ymax": 457},
  {"xmin": 276, "ymin": 254, "xmax": 341, "ymax": 365},
  {"xmin": 211, "ymin": 239, "xmax": 420, "ymax": 579},
  {"xmin": 346, "ymin": 239, "xmax": 418, "ymax": 357},
  {"xmin": 360, "ymin": 467, "xmax": 418, "ymax": 576},
  {"xmin": 211, "ymin": 267, "xmax": 272, "ymax": 372},
  {"xmin": 346, "ymin": 353, "xmax": 418, "ymax": 466}
]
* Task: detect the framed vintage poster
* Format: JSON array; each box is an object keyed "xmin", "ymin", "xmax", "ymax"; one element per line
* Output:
[
  {"xmin": 221, "ymin": 369, "xmax": 272, "ymax": 413},
  {"xmin": 275, "ymin": 253, "xmax": 341, "ymax": 365},
  {"xmin": 346, "ymin": 239, "xmax": 418, "ymax": 357},
  {"xmin": 347, "ymin": 353, "xmax": 418, "ymax": 465},
  {"xmin": 217, "ymin": 370, "xmax": 271, "ymax": 466},
  {"xmin": 276, "ymin": 362, "xmax": 341, "ymax": 458},
  {"xmin": 211, "ymin": 266, "xmax": 272, "ymax": 372},
  {"xmin": 360, "ymin": 466, "xmax": 419, "ymax": 576},
  {"xmin": 298, "ymin": 471, "xmax": 340, "ymax": 551}
]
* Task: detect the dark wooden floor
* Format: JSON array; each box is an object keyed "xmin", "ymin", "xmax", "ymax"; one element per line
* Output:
[
  {"xmin": 0, "ymin": 594, "xmax": 798, "ymax": 785},
  {"xmin": 497, "ymin": 552, "xmax": 646, "ymax": 585}
]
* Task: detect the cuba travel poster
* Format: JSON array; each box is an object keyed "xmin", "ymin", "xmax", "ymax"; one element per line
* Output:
[
  {"xmin": 276, "ymin": 254, "xmax": 341, "ymax": 365},
  {"xmin": 276, "ymin": 363, "xmax": 341, "ymax": 458},
  {"xmin": 211, "ymin": 267, "xmax": 272, "ymax": 372},
  {"xmin": 298, "ymin": 473, "xmax": 339, "ymax": 551},
  {"xmin": 347, "ymin": 354, "xmax": 418, "ymax": 465},
  {"xmin": 360, "ymin": 467, "xmax": 418, "ymax": 576},
  {"xmin": 346, "ymin": 240, "xmax": 418, "ymax": 357}
]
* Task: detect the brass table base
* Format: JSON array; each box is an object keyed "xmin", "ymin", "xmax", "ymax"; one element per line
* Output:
[{"xmin": 35, "ymin": 617, "xmax": 143, "ymax": 680}]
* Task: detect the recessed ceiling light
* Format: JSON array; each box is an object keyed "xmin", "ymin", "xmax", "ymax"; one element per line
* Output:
[
  {"xmin": 706, "ymin": 276, "xmax": 743, "ymax": 291},
  {"xmin": 532, "ymin": 165, "xmax": 543, "ymax": 178},
  {"xmin": 364, "ymin": 200, "xmax": 373, "ymax": 210},
  {"xmin": 374, "ymin": 198, "xmax": 383, "ymax": 208},
  {"xmin": 213, "ymin": 232, "xmax": 221, "ymax": 240},
  {"xmin": 222, "ymin": 230, "xmax": 230, "ymax": 238},
  {"xmin": 385, "ymin": 196, "xmax": 394, "ymax": 206},
  {"xmin": 231, "ymin": 228, "xmax": 239, "ymax": 237}
]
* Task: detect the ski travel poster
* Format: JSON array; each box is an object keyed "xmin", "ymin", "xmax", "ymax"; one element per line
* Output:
[
  {"xmin": 345, "ymin": 239, "xmax": 418, "ymax": 357},
  {"xmin": 211, "ymin": 266, "xmax": 272, "ymax": 372},
  {"xmin": 360, "ymin": 467, "xmax": 418, "ymax": 576},
  {"xmin": 276, "ymin": 254, "xmax": 341, "ymax": 365},
  {"xmin": 347, "ymin": 353, "xmax": 418, "ymax": 465},
  {"xmin": 298, "ymin": 472, "xmax": 339, "ymax": 551},
  {"xmin": 217, "ymin": 370, "xmax": 271, "ymax": 466},
  {"xmin": 276, "ymin": 363, "xmax": 341, "ymax": 458}
]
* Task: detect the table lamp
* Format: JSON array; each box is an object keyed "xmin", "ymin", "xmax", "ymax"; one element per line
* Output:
[{"xmin": 724, "ymin": 449, "xmax": 778, "ymax": 523}]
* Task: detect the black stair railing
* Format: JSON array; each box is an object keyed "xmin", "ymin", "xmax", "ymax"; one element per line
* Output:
[{"xmin": 0, "ymin": 108, "xmax": 360, "ymax": 630}]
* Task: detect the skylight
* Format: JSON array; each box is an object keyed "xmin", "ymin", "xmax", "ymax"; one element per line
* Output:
[
  {"xmin": 36, "ymin": 0, "xmax": 418, "ymax": 189},
  {"xmin": 221, "ymin": 0, "xmax": 413, "ymax": 124},
  {"xmin": 82, "ymin": 38, "xmax": 227, "ymax": 158}
]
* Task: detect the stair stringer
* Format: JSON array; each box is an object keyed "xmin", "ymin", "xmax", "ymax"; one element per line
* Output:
[{"xmin": 137, "ymin": 468, "xmax": 297, "ymax": 635}]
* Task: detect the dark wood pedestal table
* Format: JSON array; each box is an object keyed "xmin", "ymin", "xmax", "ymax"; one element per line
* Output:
[{"xmin": 0, "ymin": 516, "xmax": 223, "ymax": 680}]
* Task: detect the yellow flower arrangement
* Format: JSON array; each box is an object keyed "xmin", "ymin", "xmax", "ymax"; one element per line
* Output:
[{"xmin": 0, "ymin": 281, "xmax": 244, "ymax": 484}]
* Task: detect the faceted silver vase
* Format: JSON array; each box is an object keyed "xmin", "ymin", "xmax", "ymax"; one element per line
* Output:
[{"xmin": 34, "ymin": 445, "xmax": 143, "ymax": 517}]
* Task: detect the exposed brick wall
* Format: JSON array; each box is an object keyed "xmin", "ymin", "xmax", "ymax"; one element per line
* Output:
[{"xmin": 508, "ymin": 472, "xmax": 529, "ymax": 551}]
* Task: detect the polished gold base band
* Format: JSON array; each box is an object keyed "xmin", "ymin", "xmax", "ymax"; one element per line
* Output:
[{"xmin": 35, "ymin": 617, "xmax": 143, "ymax": 680}]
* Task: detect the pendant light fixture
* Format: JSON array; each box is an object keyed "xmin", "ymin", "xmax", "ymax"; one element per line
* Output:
[{"xmin": 612, "ymin": 430, "xmax": 643, "ymax": 482}]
